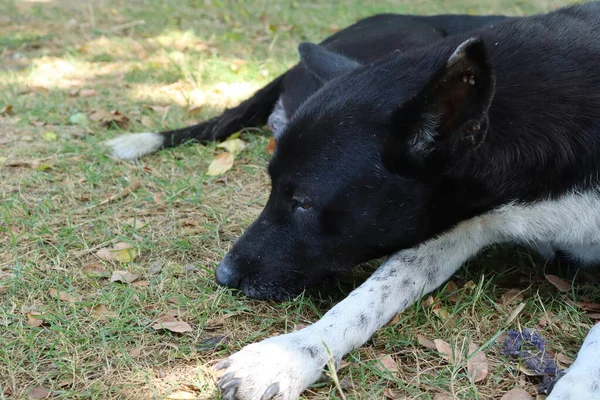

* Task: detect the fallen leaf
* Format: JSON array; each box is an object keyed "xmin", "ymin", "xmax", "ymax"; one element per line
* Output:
[
  {"xmin": 110, "ymin": 270, "xmax": 139, "ymax": 284},
  {"xmin": 147, "ymin": 261, "xmax": 164, "ymax": 276},
  {"xmin": 575, "ymin": 302, "xmax": 600, "ymax": 311},
  {"xmin": 132, "ymin": 280, "xmax": 150, "ymax": 288},
  {"xmin": 463, "ymin": 280, "xmax": 477, "ymax": 291},
  {"xmin": 139, "ymin": 115, "xmax": 154, "ymax": 128},
  {"xmin": 433, "ymin": 307, "xmax": 450, "ymax": 320},
  {"xmin": 502, "ymin": 289, "xmax": 524, "ymax": 305},
  {"xmin": 26, "ymin": 312, "xmax": 45, "ymax": 327},
  {"xmin": 144, "ymin": 105, "xmax": 170, "ymax": 114},
  {"xmin": 167, "ymin": 391, "xmax": 197, "ymax": 399},
  {"xmin": 128, "ymin": 348, "xmax": 142, "ymax": 358},
  {"xmin": 387, "ymin": 313, "xmax": 400, "ymax": 326},
  {"xmin": 181, "ymin": 218, "xmax": 199, "ymax": 227},
  {"xmin": 42, "ymin": 131, "xmax": 57, "ymax": 141},
  {"xmin": 501, "ymin": 388, "xmax": 533, "ymax": 400},
  {"xmin": 89, "ymin": 109, "xmax": 129, "ymax": 128},
  {"xmin": 467, "ymin": 341, "xmax": 488, "ymax": 383},
  {"xmin": 29, "ymin": 385, "xmax": 51, "ymax": 399},
  {"xmin": 82, "ymin": 263, "xmax": 110, "ymax": 278},
  {"xmin": 422, "ymin": 296, "xmax": 435, "ymax": 308},
  {"xmin": 188, "ymin": 105, "xmax": 204, "ymax": 114},
  {"xmin": 86, "ymin": 181, "xmax": 142, "ymax": 209},
  {"xmin": 445, "ymin": 281, "xmax": 459, "ymax": 303},
  {"xmin": 97, "ymin": 242, "xmax": 138, "ymax": 263},
  {"xmin": 506, "ymin": 302, "xmax": 526, "ymax": 325},
  {"xmin": 417, "ymin": 334, "xmax": 437, "ymax": 350},
  {"xmin": 153, "ymin": 192, "xmax": 165, "ymax": 206},
  {"xmin": 539, "ymin": 311, "xmax": 558, "ymax": 327},
  {"xmin": 519, "ymin": 365, "xmax": 544, "ymax": 376},
  {"xmin": 546, "ymin": 275, "xmax": 570, "ymax": 292},
  {"xmin": 586, "ymin": 312, "xmax": 600, "ymax": 320},
  {"xmin": 0, "ymin": 105, "xmax": 13, "ymax": 115},
  {"xmin": 376, "ymin": 354, "xmax": 399, "ymax": 373},
  {"xmin": 556, "ymin": 353, "xmax": 574, "ymax": 366},
  {"xmin": 80, "ymin": 89, "xmax": 97, "ymax": 97},
  {"xmin": 125, "ymin": 218, "xmax": 147, "ymax": 230},
  {"xmin": 266, "ymin": 137, "xmax": 277, "ymax": 154},
  {"xmin": 90, "ymin": 304, "xmax": 117, "ymax": 318},
  {"xmin": 151, "ymin": 320, "xmax": 193, "ymax": 333},
  {"xmin": 68, "ymin": 112, "xmax": 89, "ymax": 127},
  {"xmin": 293, "ymin": 323, "xmax": 307, "ymax": 331},
  {"xmin": 49, "ymin": 288, "xmax": 80, "ymax": 303},
  {"xmin": 206, "ymin": 152, "xmax": 234, "ymax": 176},
  {"xmin": 435, "ymin": 339, "xmax": 462, "ymax": 364},
  {"xmin": 217, "ymin": 138, "xmax": 247, "ymax": 157},
  {"xmin": 339, "ymin": 360, "xmax": 351, "ymax": 369}
]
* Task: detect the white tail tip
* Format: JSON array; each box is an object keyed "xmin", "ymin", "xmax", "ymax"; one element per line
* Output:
[{"xmin": 105, "ymin": 132, "xmax": 164, "ymax": 160}]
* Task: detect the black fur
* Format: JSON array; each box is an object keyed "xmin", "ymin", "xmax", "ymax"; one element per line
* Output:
[{"xmin": 210, "ymin": 2, "xmax": 600, "ymax": 300}]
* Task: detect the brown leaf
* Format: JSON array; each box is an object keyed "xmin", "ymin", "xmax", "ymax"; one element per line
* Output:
[
  {"xmin": 467, "ymin": 341, "xmax": 489, "ymax": 383},
  {"xmin": 417, "ymin": 334, "xmax": 437, "ymax": 350},
  {"xmin": 153, "ymin": 192, "xmax": 165, "ymax": 206},
  {"xmin": 575, "ymin": 302, "xmax": 600, "ymax": 311},
  {"xmin": 376, "ymin": 354, "xmax": 399, "ymax": 373},
  {"xmin": 383, "ymin": 388, "xmax": 405, "ymax": 399},
  {"xmin": 206, "ymin": 152, "xmax": 234, "ymax": 176},
  {"xmin": 556, "ymin": 353, "xmax": 574, "ymax": 366},
  {"xmin": 422, "ymin": 296, "xmax": 435, "ymax": 308},
  {"xmin": 89, "ymin": 108, "xmax": 129, "ymax": 128},
  {"xmin": 387, "ymin": 313, "xmax": 401, "ymax": 326},
  {"xmin": 434, "ymin": 339, "xmax": 462, "ymax": 365},
  {"xmin": 587, "ymin": 312, "xmax": 600, "ymax": 320},
  {"xmin": 29, "ymin": 385, "xmax": 51, "ymax": 399},
  {"xmin": 188, "ymin": 105, "xmax": 204, "ymax": 115},
  {"xmin": 0, "ymin": 105, "xmax": 13, "ymax": 115},
  {"xmin": 546, "ymin": 275, "xmax": 570, "ymax": 292},
  {"xmin": 500, "ymin": 388, "xmax": 533, "ymax": 400},
  {"xmin": 463, "ymin": 280, "xmax": 477, "ymax": 291},
  {"xmin": 502, "ymin": 289, "xmax": 524, "ymax": 305},
  {"xmin": 97, "ymin": 242, "xmax": 138, "ymax": 263},
  {"xmin": 266, "ymin": 137, "xmax": 277, "ymax": 155},
  {"xmin": 181, "ymin": 218, "xmax": 199, "ymax": 227},
  {"xmin": 79, "ymin": 89, "xmax": 97, "ymax": 97},
  {"xmin": 110, "ymin": 270, "xmax": 139, "ymax": 284},
  {"xmin": 445, "ymin": 281, "xmax": 459, "ymax": 303},
  {"xmin": 90, "ymin": 304, "xmax": 117, "ymax": 318},
  {"xmin": 151, "ymin": 320, "xmax": 193, "ymax": 333},
  {"xmin": 539, "ymin": 311, "xmax": 558, "ymax": 327},
  {"xmin": 128, "ymin": 348, "xmax": 142, "ymax": 358},
  {"xmin": 338, "ymin": 359, "xmax": 351, "ymax": 369},
  {"xmin": 49, "ymin": 288, "xmax": 80, "ymax": 303},
  {"xmin": 432, "ymin": 307, "xmax": 450, "ymax": 320},
  {"xmin": 144, "ymin": 105, "xmax": 170, "ymax": 114},
  {"xmin": 132, "ymin": 280, "xmax": 150, "ymax": 288},
  {"xmin": 139, "ymin": 115, "xmax": 154, "ymax": 128},
  {"xmin": 82, "ymin": 263, "xmax": 110, "ymax": 278},
  {"xmin": 506, "ymin": 302, "xmax": 526, "ymax": 325},
  {"xmin": 27, "ymin": 312, "xmax": 45, "ymax": 327}
]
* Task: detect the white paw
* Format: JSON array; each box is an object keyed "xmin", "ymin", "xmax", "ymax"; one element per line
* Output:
[
  {"xmin": 547, "ymin": 371, "xmax": 600, "ymax": 399},
  {"xmin": 105, "ymin": 132, "xmax": 164, "ymax": 160},
  {"xmin": 216, "ymin": 333, "xmax": 326, "ymax": 400}
]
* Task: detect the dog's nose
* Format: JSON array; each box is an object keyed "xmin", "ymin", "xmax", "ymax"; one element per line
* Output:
[{"xmin": 215, "ymin": 256, "xmax": 242, "ymax": 289}]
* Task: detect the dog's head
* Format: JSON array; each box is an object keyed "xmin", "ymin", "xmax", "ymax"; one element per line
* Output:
[{"xmin": 216, "ymin": 38, "xmax": 495, "ymax": 300}]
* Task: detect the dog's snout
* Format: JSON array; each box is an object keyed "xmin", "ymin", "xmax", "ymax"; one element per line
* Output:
[{"xmin": 215, "ymin": 256, "xmax": 242, "ymax": 289}]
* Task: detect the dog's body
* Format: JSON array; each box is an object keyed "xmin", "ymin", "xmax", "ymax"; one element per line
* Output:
[{"xmin": 108, "ymin": 3, "xmax": 600, "ymax": 399}]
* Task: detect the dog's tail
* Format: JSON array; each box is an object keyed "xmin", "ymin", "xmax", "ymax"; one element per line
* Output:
[{"xmin": 106, "ymin": 74, "xmax": 285, "ymax": 160}]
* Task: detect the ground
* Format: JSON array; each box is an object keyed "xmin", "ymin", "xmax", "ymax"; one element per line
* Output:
[{"xmin": 0, "ymin": 0, "xmax": 598, "ymax": 399}]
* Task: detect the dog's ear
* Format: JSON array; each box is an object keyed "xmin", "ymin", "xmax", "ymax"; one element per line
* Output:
[
  {"xmin": 298, "ymin": 42, "xmax": 361, "ymax": 82},
  {"xmin": 393, "ymin": 38, "xmax": 495, "ymax": 163}
]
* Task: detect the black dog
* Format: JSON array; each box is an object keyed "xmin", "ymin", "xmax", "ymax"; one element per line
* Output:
[{"xmin": 108, "ymin": 3, "xmax": 600, "ymax": 399}]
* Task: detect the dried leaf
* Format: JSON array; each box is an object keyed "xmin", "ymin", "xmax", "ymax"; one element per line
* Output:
[
  {"xmin": 128, "ymin": 348, "xmax": 142, "ymax": 358},
  {"xmin": 167, "ymin": 391, "xmax": 197, "ymax": 399},
  {"xmin": 147, "ymin": 261, "xmax": 164, "ymax": 276},
  {"xmin": 434, "ymin": 339, "xmax": 462, "ymax": 364},
  {"xmin": 80, "ymin": 89, "xmax": 97, "ymax": 97},
  {"xmin": 110, "ymin": 270, "xmax": 139, "ymax": 284},
  {"xmin": 125, "ymin": 218, "xmax": 147, "ymax": 230},
  {"xmin": 181, "ymin": 218, "xmax": 199, "ymax": 227},
  {"xmin": 376, "ymin": 354, "xmax": 399, "ymax": 373},
  {"xmin": 546, "ymin": 275, "xmax": 570, "ymax": 292},
  {"xmin": 575, "ymin": 302, "xmax": 600, "ymax": 311},
  {"xmin": 145, "ymin": 105, "xmax": 170, "ymax": 114},
  {"xmin": 266, "ymin": 137, "xmax": 277, "ymax": 155},
  {"xmin": 89, "ymin": 108, "xmax": 129, "ymax": 128},
  {"xmin": 0, "ymin": 105, "xmax": 13, "ymax": 115},
  {"xmin": 422, "ymin": 296, "xmax": 435, "ymax": 308},
  {"xmin": 502, "ymin": 289, "xmax": 524, "ymax": 305},
  {"xmin": 383, "ymin": 388, "xmax": 405, "ymax": 399},
  {"xmin": 556, "ymin": 353, "xmax": 574, "ymax": 366},
  {"xmin": 90, "ymin": 304, "xmax": 117, "ymax": 318},
  {"xmin": 432, "ymin": 307, "xmax": 450, "ymax": 320},
  {"xmin": 417, "ymin": 334, "xmax": 436, "ymax": 350},
  {"xmin": 82, "ymin": 263, "xmax": 110, "ymax": 278},
  {"xmin": 188, "ymin": 105, "xmax": 204, "ymax": 115},
  {"xmin": 506, "ymin": 302, "xmax": 526, "ymax": 325},
  {"xmin": 29, "ymin": 386, "xmax": 51, "ymax": 399},
  {"xmin": 97, "ymin": 242, "xmax": 138, "ymax": 263},
  {"xmin": 217, "ymin": 138, "xmax": 247, "ymax": 157},
  {"xmin": 387, "ymin": 313, "xmax": 401, "ymax": 326},
  {"xmin": 49, "ymin": 288, "xmax": 80, "ymax": 303},
  {"xmin": 140, "ymin": 115, "xmax": 154, "ymax": 128},
  {"xmin": 132, "ymin": 280, "xmax": 150, "ymax": 288},
  {"xmin": 338, "ymin": 360, "xmax": 351, "ymax": 369},
  {"xmin": 467, "ymin": 341, "xmax": 488, "ymax": 383},
  {"xmin": 463, "ymin": 280, "xmax": 477, "ymax": 291},
  {"xmin": 586, "ymin": 312, "xmax": 600, "ymax": 320},
  {"xmin": 206, "ymin": 152, "xmax": 234, "ymax": 176},
  {"xmin": 151, "ymin": 320, "xmax": 193, "ymax": 333},
  {"xmin": 153, "ymin": 192, "xmax": 165, "ymax": 206},
  {"xmin": 26, "ymin": 312, "xmax": 45, "ymax": 327},
  {"xmin": 501, "ymin": 388, "xmax": 533, "ymax": 400}
]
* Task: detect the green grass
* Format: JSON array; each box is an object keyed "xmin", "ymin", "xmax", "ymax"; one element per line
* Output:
[{"xmin": 0, "ymin": 0, "xmax": 597, "ymax": 398}]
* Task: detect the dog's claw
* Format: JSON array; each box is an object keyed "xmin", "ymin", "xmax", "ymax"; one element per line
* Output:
[
  {"xmin": 260, "ymin": 382, "xmax": 280, "ymax": 400},
  {"xmin": 222, "ymin": 386, "xmax": 238, "ymax": 400},
  {"xmin": 219, "ymin": 373, "xmax": 241, "ymax": 391}
]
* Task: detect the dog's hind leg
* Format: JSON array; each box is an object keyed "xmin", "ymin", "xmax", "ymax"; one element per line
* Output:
[
  {"xmin": 546, "ymin": 323, "xmax": 600, "ymax": 399},
  {"xmin": 106, "ymin": 73, "xmax": 286, "ymax": 160}
]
